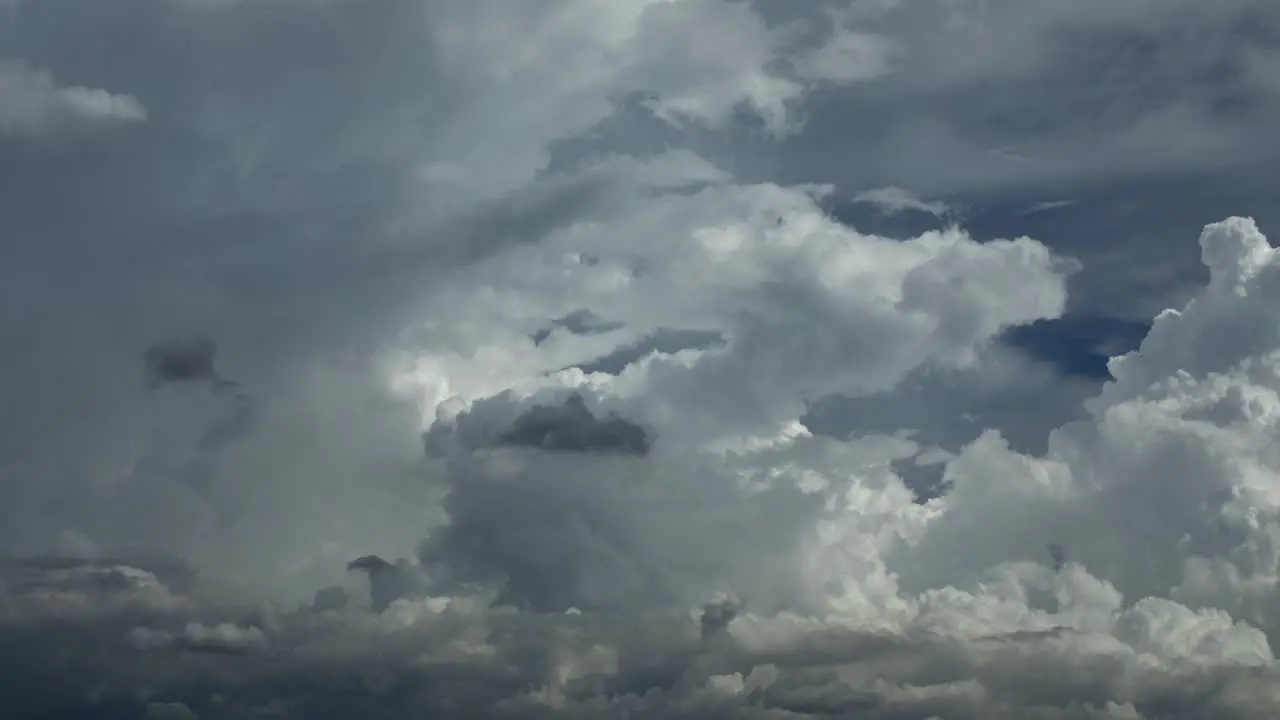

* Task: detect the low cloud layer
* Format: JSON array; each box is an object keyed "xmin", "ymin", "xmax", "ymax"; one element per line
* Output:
[{"xmin": 3, "ymin": 1, "xmax": 1280, "ymax": 718}]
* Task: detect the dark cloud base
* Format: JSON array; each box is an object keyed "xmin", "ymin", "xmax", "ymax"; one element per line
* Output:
[
  {"xmin": 499, "ymin": 395, "xmax": 651, "ymax": 456},
  {"xmin": 0, "ymin": 571, "xmax": 1276, "ymax": 720}
]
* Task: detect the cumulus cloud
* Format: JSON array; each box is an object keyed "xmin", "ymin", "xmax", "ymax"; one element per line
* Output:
[
  {"xmin": 4, "ymin": 0, "xmax": 1280, "ymax": 718},
  {"xmin": 6, "ymin": 211, "xmax": 1280, "ymax": 714}
]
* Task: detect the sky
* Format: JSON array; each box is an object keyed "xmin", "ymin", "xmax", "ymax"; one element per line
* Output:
[{"xmin": 2, "ymin": 0, "xmax": 1280, "ymax": 717}]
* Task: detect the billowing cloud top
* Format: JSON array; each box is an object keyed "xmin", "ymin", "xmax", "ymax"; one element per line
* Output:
[{"xmin": 2, "ymin": 1, "xmax": 1280, "ymax": 718}]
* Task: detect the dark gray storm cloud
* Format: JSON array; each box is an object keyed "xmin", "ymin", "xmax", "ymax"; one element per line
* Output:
[
  {"xmin": 1048, "ymin": 542, "xmax": 1068, "ymax": 573},
  {"xmin": 699, "ymin": 596, "xmax": 744, "ymax": 642},
  {"xmin": 346, "ymin": 554, "xmax": 428, "ymax": 612},
  {"xmin": 3, "ymin": 561, "xmax": 1278, "ymax": 719},
  {"xmin": 143, "ymin": 335, "xmax": 225, "ymax": 389},
  {"xmin": 500, "ymin": 394, "xmax": 651, "ymax": 456}
]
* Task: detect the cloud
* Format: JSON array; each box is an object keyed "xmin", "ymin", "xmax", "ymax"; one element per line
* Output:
[
  {"xmin": 0, "ymin": 59, "xmax": 145, "ymax": 137},
  {"xmin": 3, "ymin": 0, "xmax": 1280, "ymax": 717},
  {"xmin": 896, "ymin": 219, "xmax": 1280, "ymax": 611},
  {"xmin": 4, "ymin": 540, "xmax": 1280, "ymax": 717},
  {"xmin": 1020, "ymin": 199, "xmax": 1078, "ymax": 215},
  {"xmin": 852, "ymin": 185, "xmax": 952, "ymax": 217},
  {"xmin": 573, "ymin": 328, "xmax": 725, "ymax": 375},
  {"xmin": 3, "ymin": 211, "xmax": 1280, "ymax": 717},
  {"xmin": 386, "ymin": 158, "xmax": 1067, "ymax": 621},
  {"xmin": 128, "ymin": 620, "xmax": 267, "ymax": 654},
  {"xmin": 712, "ymin": 0, "xmax": 1280, "ymax": 246},
  {"xmin": 143, "ymin": 335, "xmax": 236, "ymax": 390},
  {"xmin": 44, "ymin": 216, "xmax": 1280, "ymax": 715},
  {"xmin": 531, "ymin": 310, "xmax": 625, "ymax": 347},
  {"xmin": 497, "ymin": 394, "xmax": 652, "ymax": 456},
  {"xmin": 346, "ymin": 554, "xmax": 429, "ymax": 612},
  {"xmin": 788, "ymin": 5, "xmax": 900, "ymax": 85}
]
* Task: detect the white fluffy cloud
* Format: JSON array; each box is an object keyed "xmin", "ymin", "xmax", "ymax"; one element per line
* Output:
[
  {"xmin": 12, "ymin": 203, "xmax": 1275, "ymax": 716},
  {"xmin": 402, "ymin": 201, "xmax": 1280, "ymax": 627},
  {"xmin": 396, "ymin": 157, "xmax": 1066, "ymax": 620}
]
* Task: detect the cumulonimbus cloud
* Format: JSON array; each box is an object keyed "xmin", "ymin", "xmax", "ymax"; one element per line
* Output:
[
  {"xmin": 4, "ymin": 1, "xmax": 1280, "ymax": 718},
  {"xmin": 9, "ymin": 208, "xmax": 1274, "ymax": 716}
]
